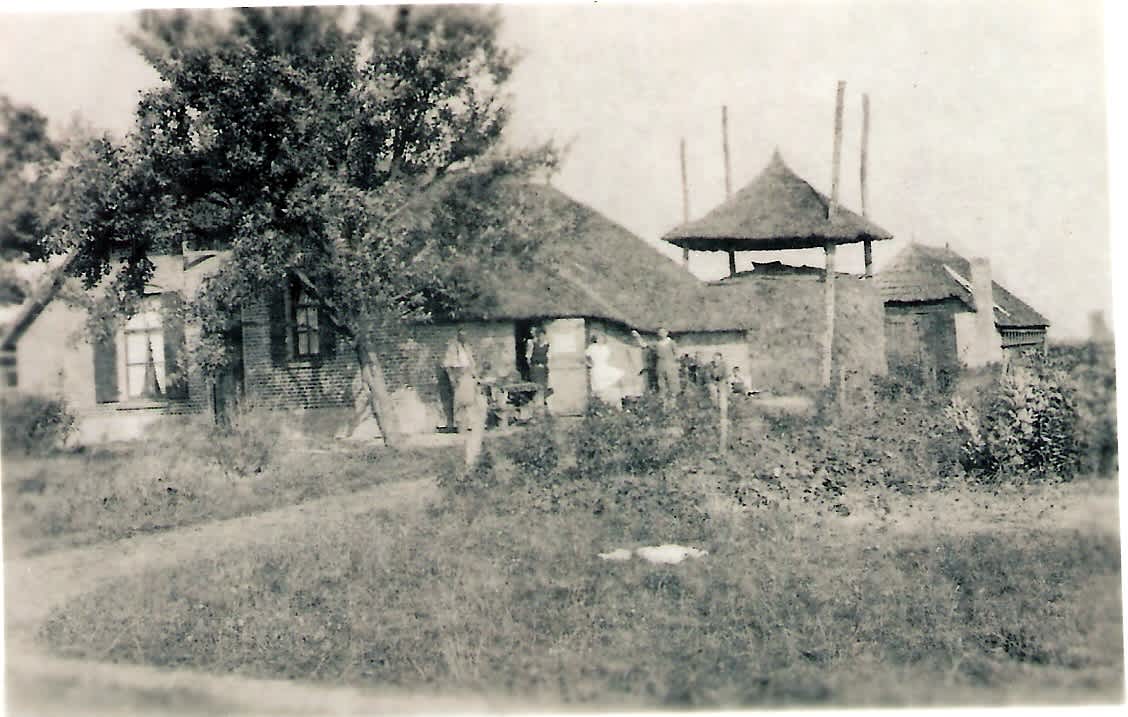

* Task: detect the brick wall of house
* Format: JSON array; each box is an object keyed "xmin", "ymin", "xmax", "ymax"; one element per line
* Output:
[
  {"xmin": 886, "ymin": 298, "xmax": 966, "ymax": 386},
  {"xmin": 240, "ymin": 296, "xmax": 517, "ymax": 435},
  {"xmin": 240, "ymin": 300, "xmax": 358, "ymax": 411}
]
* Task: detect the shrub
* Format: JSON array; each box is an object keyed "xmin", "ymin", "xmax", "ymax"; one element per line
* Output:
[
  {"xmin": 497, "ymin": 414, "xmax": 560, "ymax": 481},
  {"xmin": 1, "ymin": 392, "xmax": 76, "ymax": 455},
  {"xmin": 1046, "ymin": 342, "xmax": 1118, "ymax": 476},
  {"xmin": 570, "ymin": 393, "xmax": 711, "ymax": 478},
  {"xmin": 946, "ymin": 366, "xmax": 1081, "ymax": 481}
]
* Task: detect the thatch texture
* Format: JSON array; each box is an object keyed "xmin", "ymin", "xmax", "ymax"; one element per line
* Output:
[
  {"xmin": 459, "ymin": 184, "xmax": 708, "ymax": 332},
  {"xmin": 878, "ymin": 243, "xmax": 1049, "ymax": 329},
  {"xmin": 662, "ymin": 151, "xmax": 893, "ymax": 252}
]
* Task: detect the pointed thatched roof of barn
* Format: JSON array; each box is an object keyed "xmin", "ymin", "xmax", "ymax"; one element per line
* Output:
[
  {"xmin": 878, "ymin": 243, "xmax": 1049, "ymax": 329},
  {"xmin": 662, "ymin": 150, "xmax": 893, "ymax": 252}
]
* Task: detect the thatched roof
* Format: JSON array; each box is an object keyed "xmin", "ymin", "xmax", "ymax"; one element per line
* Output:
[
  {"xmin": 662, "ymin": 150, "xmax": 893, "ymax": 252},
  {"xmin": 462, "ymin": 184, "xmax": 709, "ymax": 332},
  {"xmin": 878, "ymin": 243, "xmax": 1049, "ymax": 329}
]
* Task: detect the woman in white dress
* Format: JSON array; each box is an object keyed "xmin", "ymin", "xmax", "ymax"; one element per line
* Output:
[{"xmin": 585, "ymin": 334, "xmax": 624, "ymax": 407}]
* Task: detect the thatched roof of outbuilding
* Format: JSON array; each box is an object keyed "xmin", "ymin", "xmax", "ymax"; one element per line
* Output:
[
  {"xmin": 662, "ymin": 150, "xmax": 893, "ymax": 252},
  {"xmin": 878, "ymin": 243, "xmax": 1049, "ymax": 329}
]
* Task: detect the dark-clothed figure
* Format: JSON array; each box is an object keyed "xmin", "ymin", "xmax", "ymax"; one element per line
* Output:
[{"xmin": 526, "ymin": 326, "xmax": 551, "ymax": 404}]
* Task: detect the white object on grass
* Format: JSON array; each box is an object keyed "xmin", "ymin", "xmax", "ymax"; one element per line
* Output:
[
  {"xmin": 634, "ymin": 545, "xmax": 709, "ymax": 565},
  {"xmin": 597, "ymin": 548, "xmax": 633, "ymax": 562}
]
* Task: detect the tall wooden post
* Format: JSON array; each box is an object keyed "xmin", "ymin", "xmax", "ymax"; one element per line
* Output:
[
  {"xmin": 823, "ymin": 81, "xmax": 845, "ymax": 388},
  {"xmin": 680, "ymin": 138, "xmax": 690, "ymax": 266},
  {"xmin": 861, "ymin": 93, "xmax": 873, "ymax": 277},
  {"xmin": 823, "ymin": 242, "xmax": 837, "ymax": 388},
  {"xmin": 723, "ymin": 105, "xmax": 736, "ymax": 276}
]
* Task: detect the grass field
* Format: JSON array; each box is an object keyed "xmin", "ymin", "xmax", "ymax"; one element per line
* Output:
[
  {"xmin": 1, "ymin": 415, "xmax": 453, "ymax": 557},
  {"xmin": 39, "ymin": 465, "xmax": 1123, "ymax": 709}
]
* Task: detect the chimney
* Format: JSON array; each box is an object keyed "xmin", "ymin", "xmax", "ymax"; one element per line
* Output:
[{"xmin": 968, "ymin": 257, "xmax": 1002, "ymax": 366}]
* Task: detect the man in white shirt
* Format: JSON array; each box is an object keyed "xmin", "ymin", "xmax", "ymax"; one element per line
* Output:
[{"xmin": 442, "ymin": 329, "xmax": 485, "ymax": 466}]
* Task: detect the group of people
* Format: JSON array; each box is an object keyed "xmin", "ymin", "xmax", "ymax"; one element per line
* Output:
[{"xmin": 441, "ymin": 324, "xmax": 757, "ymax": 466}]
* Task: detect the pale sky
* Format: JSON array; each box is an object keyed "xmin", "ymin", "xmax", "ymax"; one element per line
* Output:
[{"xmin": 0, "ymin": 1, "xmax": 1114, "ymax": 339}]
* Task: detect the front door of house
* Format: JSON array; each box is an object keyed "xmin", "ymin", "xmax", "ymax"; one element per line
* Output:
[{"xmin": 543, "ymin": 318, "xmax": 588, "ymax": 415}]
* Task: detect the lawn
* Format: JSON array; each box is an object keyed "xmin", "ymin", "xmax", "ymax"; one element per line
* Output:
[
  {"xmin": 2, "ymin": 413, "xmax": 454, "ymax": 557},
  {"xmin": 38, "ymin": 430, "xmax": 1123, "ymax": 709}
]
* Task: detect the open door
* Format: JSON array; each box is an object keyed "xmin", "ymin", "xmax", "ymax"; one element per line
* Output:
[{"xmin": 543, "ymin": 318, "xmax": 588, "ymax": 415}]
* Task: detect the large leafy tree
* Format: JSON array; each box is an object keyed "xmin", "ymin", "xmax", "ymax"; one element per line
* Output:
[
  {"xmin": 46, "ymin": 6, "xmax": 560, "ymax": 445},
  {"xmin": 0, "ymin": 95, "xmax": 60, "ymax": 264}
]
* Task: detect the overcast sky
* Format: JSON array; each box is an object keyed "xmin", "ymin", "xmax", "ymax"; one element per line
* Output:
[{"xmin": 0, "ymin": 1, "xmax": 1113, "ymax": 339}]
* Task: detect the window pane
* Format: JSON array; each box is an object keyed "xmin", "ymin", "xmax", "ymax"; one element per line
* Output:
[
  {"xmin": 127, "ymin": 365, "xmax": 147, "ymax": 398},
  {"xmin": 308, "ymin": 332, "xmax": 319, "ymax": 356},
  {"xmin": 126, "ymin": 309, "xmax": 160, "ymax": 331},
  {"xmin": 307, "ymin": 310, "xmax": 318, "ymax": 330},
  {"xmin": 297, "ymin": 332, "xmax": 309, "ymax": 356},
  {"xmin": 126, "ymin": 333, "xmax": 150, "ymax": 363}
]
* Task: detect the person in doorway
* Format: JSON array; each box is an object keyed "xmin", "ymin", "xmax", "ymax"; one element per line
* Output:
[
  {"xmin": 525, "ymin": 325, "xmax": 551, "ymax": 407},
  {"xmin": 632, "ymin": 328, "xmax": 679, "ymax": 403},
  {"xmin": 442, "ymin": 329, "xmax": 485, "ymax": 466},
  {"xmin": 586, "ymin": 333, "xmax": 623, "ymax": 408}
]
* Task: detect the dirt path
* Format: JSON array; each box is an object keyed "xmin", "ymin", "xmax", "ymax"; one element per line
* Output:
[{"xmin": 3, "ymin": 476, "xmax": 530, "ymax": 716}]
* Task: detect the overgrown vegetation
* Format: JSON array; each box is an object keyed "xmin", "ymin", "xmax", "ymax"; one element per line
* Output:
[
  {"xmin": 947, "ymin": 366, "xmax": 1081, "ymax": 481},
  {"xmin": 1, "ymin": 392, "xmax": 76, "ymax": 455}
]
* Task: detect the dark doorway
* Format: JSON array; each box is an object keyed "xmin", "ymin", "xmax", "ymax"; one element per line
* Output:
[
  {"xmin": 214, "ymin": 322, "xmax": 246, "ymax": 427},
  {"xmin": 515, "ymin": 320, "xmax": 534, "ymax": 381}
]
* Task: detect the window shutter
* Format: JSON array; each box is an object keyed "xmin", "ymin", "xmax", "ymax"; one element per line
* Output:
[
  {"xmin": 162, "ymin": 292, "xmax": 189, "ymax": 400},
  {"xmin": 93, "ymin": 331, "xmax": 118, "ymax": 403},
  {"xmin": 319, "ymin": 307, "xmax": 337, "ymax": 360},
  {"xmin": 268, "ymin": 284, "xmax": 289, "ymax": 365}
]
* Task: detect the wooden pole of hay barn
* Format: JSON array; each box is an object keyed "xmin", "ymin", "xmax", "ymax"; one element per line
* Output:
[
  {"xmin": 823, "ymin": 81, "xmax": 845, "ymax": 389},
  {"xmin": 722, "ymin": 105, "xmax": 736, "ymax": 277},
  {"xmin": 680, "ymin": 137, "xmax": 690, "ymax": 265},
  {"xmin": 861, "ymin": 93, "xmax": 873, "ymax": 277}
]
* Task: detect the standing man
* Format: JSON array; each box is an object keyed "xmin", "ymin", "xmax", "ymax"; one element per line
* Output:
[
  {"xmin": 526, "ymin": 325, "xmax": 551, "ymax": 408},
  {"xmin": 706, "ymin": 352, "xmax": 729, "ymax": 406},
  {"xmin": 442, "ymin": 328, "xmax": 485, "ymax": 467},
  {"xmin": 632, "ymin": 328, "xmax": 680, "ymax": 404}
]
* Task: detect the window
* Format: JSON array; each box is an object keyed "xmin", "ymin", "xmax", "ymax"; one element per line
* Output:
[
  {"xmin": 123, "ymin": 304, "xmax": 165, "ymax": 399},
  {"xmin": 292, "ymin": 284, "xmax": 320, "ymax": 358}
]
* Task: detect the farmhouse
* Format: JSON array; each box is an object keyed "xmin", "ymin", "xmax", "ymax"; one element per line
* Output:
[
  {"xmin": 0, "ymin": 186, "xmax": 717, "ymax": 442},
  {"xmin": 877, "ymin": 242, "xmax": 1050, "ymax": 385},
  {"xmin": 4, "ymin": 175, "xmax": 894, "ymax": 444}
]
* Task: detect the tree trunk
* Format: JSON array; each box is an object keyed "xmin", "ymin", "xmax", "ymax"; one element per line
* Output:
[{"xmin": 353, "ymin": 335, "xmax": 401, "ymax": 447}]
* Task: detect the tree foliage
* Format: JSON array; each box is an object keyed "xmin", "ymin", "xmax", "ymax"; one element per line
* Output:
[
  {"xmin": 44, "ymin": 6, "xmax": 562, "ymax": 443},
  {"xmin": 0, "ymin": 95, "xmax": 60, "ymax": 261}
]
